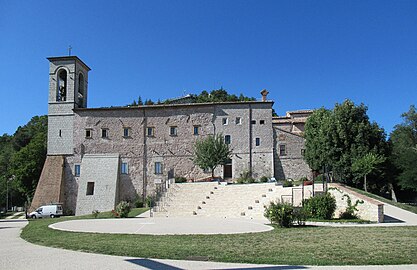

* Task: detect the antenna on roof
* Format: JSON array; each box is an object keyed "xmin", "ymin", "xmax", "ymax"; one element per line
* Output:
[{"xmin": 68, "ymin": 45, "xmax": 72, "ymax": 56}]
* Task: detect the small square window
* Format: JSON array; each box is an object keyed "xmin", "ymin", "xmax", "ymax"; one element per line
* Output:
[
  {"xmin": 86, "ymin": 182, "xmax": 94, "ymax": 195},
  {"xmin": 225, "ymin": 135, "xmax": 231, "ymax": 145},
  {"xmin": 251, "ymin": 120, "xmax": 256, "ymax": 124},
  {"xmin": 222, "ymin": 118, "xmax": 228, "ymax": 125},
  {"xmin": 147, "ymin": 127, "xmax": 155, "ymax": 137},
  {"xmin": 74, "ymin": 164, "xmax": 81, "ymax": 177},
  {"xmin": 121, "ymin": 162, "xmax": 129, "ymax": 174},
  {"xmin": 260, "ymin": 120, "xmax": 265, "ymax": 125},
  {"xmin": 155, "ymin": 162, "xmax": 163, "ymax": 174},
  {"xmin": 101, "ymin": 129, "xmax": 108, "ymax": 138},
  {"xmin": 301, "ymin": 149, "xmax": 306, "ymax": 156},
  {"xmin": 255, "ymin": 138, "xmax": 260, "ymax": 146},
  {"xmin": 123, "ymin": 128, "xmax": 130, "ymax": 137},
  {"xmin": 85, "ymin": 129, "xmax": 92, "ymax": 138},
  {"xmin": 279, "ymin": 145, "xmax": 286, "ymax": 156},
  {"xmin": 236, "ymin": 117, "xmax": 241, "ymax": 125},
  {"xmin": 170, "ymin": 126, "xmax": 177, "ymax": 136},
  {"xmin": 193, "ymin": 126, "xmax": 199, "ymax": 135}
]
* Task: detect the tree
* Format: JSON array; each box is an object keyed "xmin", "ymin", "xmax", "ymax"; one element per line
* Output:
[
  {"xmin": 390, "ymin": 105, "xmax": 417, "ymax": 191},
  {"xmin": 304, "ymin": 100, "xmax": 387, "ymax": 186},
  {"xmin": 193, "ymin": 133, "xmax": 232, "ymax": 178},
  {"xmin": 352, "ymin": 153, "xmax": 385, "ymax": 192}
]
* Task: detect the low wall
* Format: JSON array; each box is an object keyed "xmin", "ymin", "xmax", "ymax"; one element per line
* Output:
[{"xmin": 328, "ymin": 183, "xmax": 384, "ymax": 223}]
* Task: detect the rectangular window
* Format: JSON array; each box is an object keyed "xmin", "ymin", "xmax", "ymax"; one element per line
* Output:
[
  {"xmin": 86, "ymin": 182, "xmax": 95, "ymax": 196},
  {"xmin": 260, "ymin": 120, "xmax": 265, "ymax": 125},
  {"xmin": 123, "ymin": 128, "xmax": 130, "ymax": 137},
  {"xmin": 101, "ymin": 129, "xmax": 108, "ymax": 138},
  {"xmin": 85, "ymin": 129, "xmax": 92, "ymax": 138},
  {"xmin": 193, "ymin": 126, "xmax": 199, "ymax": 135},
  {"xmin": 147, "ymin": 127, "xmax": 154, "ymax": 137},
  {"xmin": 301, "ymin": 149, "xmax": 306, "ymax": 156},
  {"xmin": 222, "ymin": 118, "xmax": 228, "ymax": 125},
  {"xmin": 251, "ymin": 120, "xmax": 256, "ymax": 124},
  {"xmin": 155, "ymin": 162, "xmax": 163, "ymax": 174},
  {"xmin": 225, "ymin": 135, "xmax": 231, "ymax": 144},
  {"xmin": 170, "ymin": 126, "xmax": 177, "ymax": 136},
  {"xmin": 279, "ymin": 144, "xmax": 286, "ymax": 156},
  {"xmin": 236, "ymin": 117, "xmax": 241, "ymax": 125},
  {"xmin": 121, "ymin": 162, "xmax": 129, "ymax": 174},
  {"xmin": 74, "ymin": 164, "xmax": 81, "ymax": 177},
  {"xmin": 255, "ymin": 138, "xmax": 260, "ymax": 146}
]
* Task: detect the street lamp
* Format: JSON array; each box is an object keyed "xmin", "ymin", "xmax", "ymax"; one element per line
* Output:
[{"xmin": 6, "ymin": 175, "xmax": 15, "ymax": 212}]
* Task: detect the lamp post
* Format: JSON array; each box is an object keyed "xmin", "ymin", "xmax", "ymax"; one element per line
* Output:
[{"xmin": 6, "ymin": 175, "xmax": 15, "ymax": 212}]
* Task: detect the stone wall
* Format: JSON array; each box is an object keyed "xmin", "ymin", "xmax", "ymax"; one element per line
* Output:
[
  {"xmin": 329, "ymin": 183, "xmax": 384, "ymax": 223},
  {"xmin": 75, "ymin": 154, "xmax": 120, "ymax": 216},
  {"xmin": 274, "ymin": 127, "xmax": 311, "ymax": 180},
  {"xmin": 63, "ymin": 102, "xmax": 274, "ymax": 213},
  {"xmin": 30, "ymin": 156, "xmax": 65, "ymax": 212}
]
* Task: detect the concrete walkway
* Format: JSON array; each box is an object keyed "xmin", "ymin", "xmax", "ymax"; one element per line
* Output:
[
  {"xmin": 1, "ymin": 219, "xmax": 416, "ymax": 270},
  {"xmin": 50, "ymin": 216, "xmax": 273, "ymax": 235}
]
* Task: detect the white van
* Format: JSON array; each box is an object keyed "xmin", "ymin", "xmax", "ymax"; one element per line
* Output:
[{"xmin": 29, "ymin": 204, "xmax": 63, "ymax": 219}]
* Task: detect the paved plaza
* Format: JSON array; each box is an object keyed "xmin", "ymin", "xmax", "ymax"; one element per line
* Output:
[{"xmin": 50, "ymin": 216, "xmax": 273, "ymax": 235}]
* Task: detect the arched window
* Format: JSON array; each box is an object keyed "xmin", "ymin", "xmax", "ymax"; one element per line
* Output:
[
  {"xmin": 57, "ymin": 69, "xmax": 67, "ymax": 101},
  {"xmin": 78, "ymin": 73, "xmax": 85, "ymax": 106}
]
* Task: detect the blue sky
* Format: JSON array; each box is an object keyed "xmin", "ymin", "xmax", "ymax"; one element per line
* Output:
[{"xmin": 1, "ymin": 1, "xmax": 416, "ymax": 136}]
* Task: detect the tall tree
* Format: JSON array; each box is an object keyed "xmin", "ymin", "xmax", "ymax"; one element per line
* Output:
[
  {"xmin": 390, "ymin": 105, "xmax": 417, "ymax": 191},
  {"xmin": 304, "ymin": 100, "xmax": 387, "ymax": 186},
  {"xmin": 352, "ymin": 153, "xmax": 385, "ymax": 192},
  {"xmin": 193, "ymin": 134, "xmax": 232, "ymax": 178}
]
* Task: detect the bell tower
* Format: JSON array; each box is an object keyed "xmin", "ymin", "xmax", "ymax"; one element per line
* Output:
[{"xmin": 47, "ymin": 56, "xmax": 91, "ymax": 155}]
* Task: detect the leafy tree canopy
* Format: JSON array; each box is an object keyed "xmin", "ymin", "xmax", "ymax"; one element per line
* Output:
[
  {"xmin": 352, "ymin": 153, "xmax": 386, "ymax": 192},
  {"xmin": 193, "ymin": 133, "xmax": 232, "ymax": 178},
  {"xmin": 128, "ymin": 88, "xmax": 256, "ymax": 106},
  {"xmin": 0, "ymin": 116, "xmax": 47, "ymax": 208},
  {"xmin": 390, "ymin": 105, "xmax": 417, "ymax": 191},
  {"xmin": 304, "ymin": 100, "xmax": 387, "ymax": 185}
]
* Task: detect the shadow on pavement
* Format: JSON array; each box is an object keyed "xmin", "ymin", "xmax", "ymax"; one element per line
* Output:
[
  {"xmin": 0, "ymin": 219, "xmax": 28, "ymax": 223},
  {"xmin": 383, "ymin": 215, "xmax": 405, "ymax": 223},
  {"xmin": 126, "ymin": 259, "xmax": 308, "ymax": 270},
  {"xmin": 126, "ymin": 259, "xmax": 183, "ymax": 269},
  {"xmin": 222, "ymin": 266, "xmax": 308, "ymax": 270}
]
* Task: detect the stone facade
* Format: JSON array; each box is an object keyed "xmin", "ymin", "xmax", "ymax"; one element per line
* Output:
[
  {"xmin": 37, "ymin": 56, "xmax": 311, "ymax": 215},
  {"xmin": 75, "ymin": 154, "xmax": 120, "ymax": 216},
  {"xmin": 273, "ymin": 110, "xmax": 313, "ymax": 180}
]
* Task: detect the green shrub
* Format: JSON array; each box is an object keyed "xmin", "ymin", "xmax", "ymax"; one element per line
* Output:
[
  {"xmin": 259, "ymin": 176, "xmax": 269, "ymax": 183},
  {"xmin": 175, "ymin": 176, "xmax": 187, "ymax": 183},
  {"xmin": 340, "ymin": 194, "xmax": 363, "ymax": 219},
  {"xmin": 145, "ymin": 196, "xmax": 155, "ymax": 207},
  {"xmin": 92, "ymin": 210, "xmax": 100, "ymax": 218},
  {"xmin": 115, "ymin": 201, "xmax": 131, "ymax": 218},
  {"xmin": 293, "ymin": 207, "xmax": 308, "ymax": 225},
  {"xmin": 303, "ymin": 193, "xmax": 336, "ymax": 220},
  {"xmin": 283, "ymin": 180, "xmax": 293, "ymax": 187},
  {"xmin": 134, "ymin": 194, "xmax": 144, "ymax": 208},
  {"xmin": 264, "ymin": 201, "xmax": 294, "ymax": 227},
  {"xmin": 237, "ymin": 170, "xmax": 255, "ymax": 184}
]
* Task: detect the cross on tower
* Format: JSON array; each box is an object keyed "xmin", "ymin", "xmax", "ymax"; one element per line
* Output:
[{"xmin": 68, "ymin": 45, "xmax": 72, "ymax": 56}]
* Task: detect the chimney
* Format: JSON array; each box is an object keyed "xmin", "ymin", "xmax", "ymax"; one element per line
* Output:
[{"xmin": 260, "ymin": 89, "xmax": 269, "ymax": 102}]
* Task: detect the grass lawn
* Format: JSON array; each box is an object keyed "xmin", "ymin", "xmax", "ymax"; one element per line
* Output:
[{"xmin": 21, "ymin": 213, "xmax": 417, "ymax": 266}]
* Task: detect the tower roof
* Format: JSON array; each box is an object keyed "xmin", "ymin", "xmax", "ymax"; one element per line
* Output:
[{"xmin": 47, "ymin": 56, "xmax": 91, "ymax": 71}]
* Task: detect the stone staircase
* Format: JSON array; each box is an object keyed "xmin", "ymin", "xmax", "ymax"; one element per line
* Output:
[{"xmin": 153, "ymin": 182, "xmax": 322, "ymax": 220}]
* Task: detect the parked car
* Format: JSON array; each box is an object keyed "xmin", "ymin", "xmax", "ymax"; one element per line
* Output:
[{"xmin": 29, "ymin": 204, "xmax": 63, "ymax": 219}]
